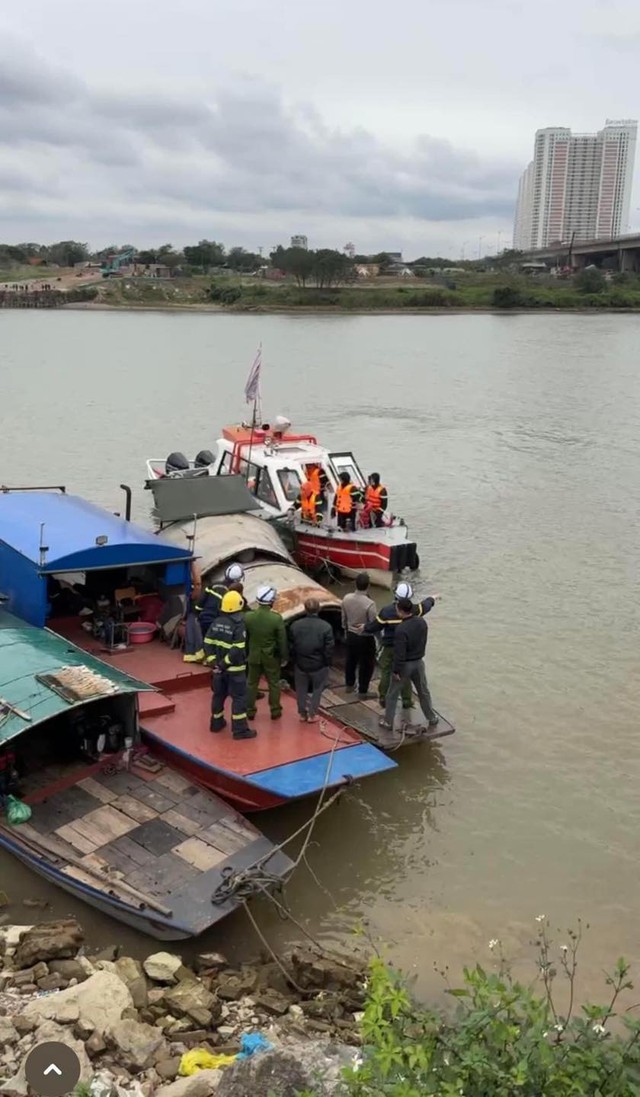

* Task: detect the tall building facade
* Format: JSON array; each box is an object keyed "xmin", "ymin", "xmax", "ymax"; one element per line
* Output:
[
  {"xmin": 290, "ymin": 235, "xmax": 308, "ymax": 250},
  {"xmin": 513, "ymin": 120, "xmax": 637, "ymax": 249}
]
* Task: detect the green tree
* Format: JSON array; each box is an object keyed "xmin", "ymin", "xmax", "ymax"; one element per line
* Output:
[
  {"xmin": 311, "ymin": 248, "xmax": 353, "ymax": 288},
  {"xmin": 576, "ymin": 267, "xmax": 606, "ymax": 294},
  {"xmin": 183, "ymin": 240, "xmax": 226, "ymax": 272},
  {"xmin": 271, "ymin": 246, "xmax": 315, "ymax": 286},
  {"xmin": 46, "ymin": 241, "xmax": 89, "ymax": 267},
  {"xmin": 226, "ymin": 247, "xmax": 262, "ymax": 272}
]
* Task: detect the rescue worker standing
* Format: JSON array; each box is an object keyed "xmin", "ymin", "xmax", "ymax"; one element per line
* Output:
[
  {"xmin": 366, "ymin": 581, "xmax": 439, "ymax": 710},
  {"xmin": 296, "ymin": 478, "xmax": 325, "ymax": 525},
  {"xmin": 332, "ymin": 471, "xmax": 362, "ymax": 532},
  {"xmin": 245, "ymin": 585, "xmax": 288, "ymax": 720},
  {"xmin": 364, "ymin": 473, "xmax": 388, "ymax": 528},
  {"xmin": 196, "ymin": 562, "xmax": 244, "ymax": 635},
  {"xmin": 204, "ymin": 590, "xmax": 256, "ymax": 740}
]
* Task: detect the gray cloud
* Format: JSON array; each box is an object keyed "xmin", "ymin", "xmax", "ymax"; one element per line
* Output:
[{"xmin": 0, "ymin": 37, "xmax": 518, "ymax": 249}]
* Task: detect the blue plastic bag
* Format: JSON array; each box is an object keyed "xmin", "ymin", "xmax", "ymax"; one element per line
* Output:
[{"xmin": 236, "ymin": 1033, "xmax": 273, "ymax": 1060}]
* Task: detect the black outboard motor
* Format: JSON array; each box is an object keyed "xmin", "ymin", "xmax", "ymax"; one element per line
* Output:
[
  {"xmin": 194, "ymin": 449, "xmax": 215, "ymax": 468},
  {"xmin": 165, "ymin": 451, "xmax": 190, "ymax": 476}
]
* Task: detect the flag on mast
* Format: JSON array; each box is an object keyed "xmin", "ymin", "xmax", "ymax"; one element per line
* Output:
[{"xmin": 244, "ymin": 346, "xmax": 262, "ymax": 406}]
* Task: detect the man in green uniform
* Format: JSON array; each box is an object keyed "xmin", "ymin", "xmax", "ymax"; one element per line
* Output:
[{"xmin": 245, "ymin": 585, "xmax": 289, "ymax": 720}]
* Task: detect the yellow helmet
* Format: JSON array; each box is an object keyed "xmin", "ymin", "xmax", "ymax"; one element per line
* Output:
[{"xmin": 221, "ymin": 590, "xmax": 245, "ymax": 614}]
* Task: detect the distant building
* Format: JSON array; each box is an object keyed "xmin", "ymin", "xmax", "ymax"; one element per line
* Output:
[
  {"xmin": 344, "ymin": 242, "xmax": 355, "ymax": 259},
  {"xmin": 514, "ymin": 119, "xmax": 638, "ymax": 248},
  {"xmin": 290, "ymin": 235, "xmax": 308, "ymax": 250},
  {"xmin": 132, "ymin": 262, "xmax": 172, "ymax": 279}
]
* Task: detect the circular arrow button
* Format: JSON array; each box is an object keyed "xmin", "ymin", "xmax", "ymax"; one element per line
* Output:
[{"xmin": 24, "ymin": 1041, "xmax": 81, "ymax": 1097}]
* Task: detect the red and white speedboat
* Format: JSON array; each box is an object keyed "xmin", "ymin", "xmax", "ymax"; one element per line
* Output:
[{"xmin": 147, "ymin": 417, "xmax": 420, "ymax": 588}]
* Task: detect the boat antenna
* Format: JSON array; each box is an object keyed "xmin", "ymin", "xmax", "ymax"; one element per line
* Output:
[{"xmin": 39, "ymin": 523, "xmax": 48, "ymax": 568}]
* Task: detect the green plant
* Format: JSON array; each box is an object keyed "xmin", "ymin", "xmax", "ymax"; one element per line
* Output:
[
  {"xmin": 492, "ymin": 284, "xmax": 527, "ymax": 308},
  {"xmin": 575, "ymin": 267, "xmax": 606, "ymax": 294},
  {"xmin": 343, "ymin": 919, "xmax": 640, "ymax": 1096}
]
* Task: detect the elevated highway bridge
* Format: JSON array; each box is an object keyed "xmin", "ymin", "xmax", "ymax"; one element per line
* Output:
[{"xmin": 523, "ymin": 233, "xmax": 640, "ymax": 272}]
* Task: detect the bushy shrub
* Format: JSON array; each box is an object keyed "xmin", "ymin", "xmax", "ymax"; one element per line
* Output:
[
  {"xmin": 492, "ymin": 285, "xmax": 527, "ymax": 308},
  {"xmin": 343, "ymin": 918, "xmax": 640, "ymax": 1097}
]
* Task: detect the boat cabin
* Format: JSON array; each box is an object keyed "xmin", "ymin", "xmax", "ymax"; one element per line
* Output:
[
  {"xmin": 0, "ymin": 489, "xmax": 193, "ymax": 644},
  {"xmin": 211, "ymin": 421, "xmax": 368, "ymax": 519}
]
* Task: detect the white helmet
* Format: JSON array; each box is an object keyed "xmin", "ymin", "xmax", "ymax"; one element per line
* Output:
[
  {"xmin": 394, "ymin": 581, "xmax": 413, "ymax": 600},
  {"xmin": 256, "ymin": 584, "xmax": 276, "ymax": 605},
  {"xmin": 225, "ymin": 562, "xmax": 245, "ymax": 583}
]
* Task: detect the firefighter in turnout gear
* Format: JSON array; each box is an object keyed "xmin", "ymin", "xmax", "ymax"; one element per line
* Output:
[
  {"xmin": 364, "ymin": 472, "xmax": 388, "ymax": 528},
  {"xmin": 196, "ymin": 562, "xmax": 245, "ymax": 635},
  {"xmin": 245, "ymin": 585, "xmax": 289, "ymax": 719},
  {"xmin": 332, "ymin": 471, "xmax": 362, "ymax": 532},
  {"xmin": 365, "ymin": 581, "xmax": 439, "ymax": 709},
  {"xmin": 204, "ymin": 589, "xmax": 256, "ymax": 740}
]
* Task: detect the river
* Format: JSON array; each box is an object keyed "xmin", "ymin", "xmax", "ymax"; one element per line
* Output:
[{"xmin": 1, "ymin": 308, "xmax": 639, "ymax": 999}]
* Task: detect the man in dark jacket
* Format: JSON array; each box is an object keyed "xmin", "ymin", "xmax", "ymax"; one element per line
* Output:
[
  {"xmin": 196, "ymin": 562, "xmax": 245, "ymax": 635},
  {"xmin": 366, "ymin": 581, "xmax": 437, "ymax": 708},
  {"xmin": 289, "ymin": 598, "xmax": 334, "ymax": 723},
  {"xmin": 380, "ymin": 598, "xmax": 439, "ymax": 731},
  {"xmin": 204, "ymin": 589, "xmax": 256, "ymax": 740}
]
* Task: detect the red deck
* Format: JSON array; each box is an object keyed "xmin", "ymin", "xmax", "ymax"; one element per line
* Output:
[{"xmin": 49, "ymin": 618, "xmax": 382, "ymax": 811}]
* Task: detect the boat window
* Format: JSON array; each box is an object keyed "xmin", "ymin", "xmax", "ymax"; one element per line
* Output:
[
  {"xmin": 218, "ymin": 451, "xmax": 233, "ymax": 475},
  {"xmin": 277, "ymin": 468, "xmax": 302, "ymax": 502},
  {"xmin": 329, "ymin": 451, "xmax": 366, "ymax": 486},
  {"xmin": 237, "ymin": 459, "xmax": 260, "ymax": 494},
  {"xmin": 255, "ymin": 468, "xmax": 278, "ymax": 508}
]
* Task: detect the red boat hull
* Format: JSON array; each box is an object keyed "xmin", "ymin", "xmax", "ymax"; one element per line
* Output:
[{"xmin": 294, "ymin": 530, "xmax": 418, "ymax": 575}]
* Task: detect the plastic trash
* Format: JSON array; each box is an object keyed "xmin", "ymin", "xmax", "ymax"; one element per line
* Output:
[
  {"xmin": 5, "ymin": 796, "xmax": 32, "ymax": 825},
  {"xmin": 179, "ymin": 1049, "xmax": 237, "ymax": 1076},
  {"xmin": 236, "ymin": 1032, "xmax": 273, "ymax": 1059}
]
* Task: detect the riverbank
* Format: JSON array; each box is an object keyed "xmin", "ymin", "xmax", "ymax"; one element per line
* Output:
[
  {"xmin": 0, "ymin": 918, "xmax": 365, "ymax": 1096},
  {"xmin": 68, "ymin": 273, "xmax": 640, "ymax": 314}
]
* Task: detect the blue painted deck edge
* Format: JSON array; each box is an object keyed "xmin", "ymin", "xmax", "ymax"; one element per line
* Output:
[{"xmin": 250, "ymin": 742, "xmax": 397, "ymax": 797}]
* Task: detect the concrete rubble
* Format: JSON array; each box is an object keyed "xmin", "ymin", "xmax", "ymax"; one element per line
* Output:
[{"xmin": 0, "ymin": 920, "xmax": 367, "ymax": 1096}]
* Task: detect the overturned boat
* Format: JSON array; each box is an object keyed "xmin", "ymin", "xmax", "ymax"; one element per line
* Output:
[{"xmin": 146, "ymin": 415, "xmax": 420, "ymax": 588}]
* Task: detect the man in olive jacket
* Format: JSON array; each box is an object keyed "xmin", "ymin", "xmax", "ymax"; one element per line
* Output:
[{"xmin": 245, "ymin": 585, "xmax": 288, "ymax": 719}]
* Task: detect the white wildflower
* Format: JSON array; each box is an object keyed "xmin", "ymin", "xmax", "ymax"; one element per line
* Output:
[
  {"xmin": 592, "ymin": 1023, "xmax": 607, "ymax": 1036},
  {"xmin": 554, "ymin": 1023, "xmax": 564, "ymax": 1033},
  {"xmin": 560, "ymin": 944, "xmax": 568, "ymax": 953},
  {"xmin": 444, "ymin": 1055, "xmax": 450, "ymax": 1066},
  {"xmin": 489, "ymin": 939, "xmax": 499, "ymax": 951},
  {"xmin": 351, "ymin": 1053, "xmax": 364, "ymax": 1072},
  {"xmin": 543, "ymin": 1031, "xmax": 549, "ymax": 1038},
  {"xmin": 535, "ymin": 914, "xmax": 546, "ymax": 923}
]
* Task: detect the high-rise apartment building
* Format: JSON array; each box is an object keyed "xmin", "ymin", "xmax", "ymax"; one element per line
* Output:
[
  {"xmin": 290, "ymin": 235, "xmax": 308, "ymax": 250},
  {"xmin": 513, "ymin": 120, "xmax": 637, "ymax": 249}
]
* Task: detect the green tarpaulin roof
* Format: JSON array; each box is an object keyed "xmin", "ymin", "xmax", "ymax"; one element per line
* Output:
[{"xmin": 0, "ymin": 610, "xmax": 154, "ymax": 746}]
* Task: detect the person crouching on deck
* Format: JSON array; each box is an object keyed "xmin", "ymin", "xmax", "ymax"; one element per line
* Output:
[
  {"xmin": 204, "ymin": 590, "xmax": 256, "ymax": 740},
  {"xmin": 195, "ymin": 562, "xmax": 245, "ymax": 635}
]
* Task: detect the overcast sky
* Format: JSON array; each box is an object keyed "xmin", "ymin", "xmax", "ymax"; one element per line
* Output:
[{"xmin": 1, "ymin": 0, "xmax": 639, "ymax": 256}]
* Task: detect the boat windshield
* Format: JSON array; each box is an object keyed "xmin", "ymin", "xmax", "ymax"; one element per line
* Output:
[{"xmin": 277, "ymin": 468, "xmax": 302, "ymax": 502}]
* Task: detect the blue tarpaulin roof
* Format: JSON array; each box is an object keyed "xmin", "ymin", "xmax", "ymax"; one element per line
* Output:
[
  {"xmin": 0, "ymin": 609, "xmax": 154, "ymax": 746},
  {"xmin": 0, "ymin": 491, "xmax": 192, "ymax": 572}
]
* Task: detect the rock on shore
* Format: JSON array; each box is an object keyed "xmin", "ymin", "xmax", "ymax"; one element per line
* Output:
[{"xmin": 0, "ymin": 920, "xmax": 366, "ymax": 1097}]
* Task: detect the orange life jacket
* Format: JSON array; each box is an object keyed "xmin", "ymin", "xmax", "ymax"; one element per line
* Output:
[
  {"xmin": 336, "ymin": 484, "xmax": 355, "ymax": 514},
  {"xmin": 365, "ymin": 484, "xmax": 386, "ymax": 510},
  {"xmin": 301, "ymin": 493, "xmax": 318, "ymax": 521},
  {"xmin": 307, "ymin": 466, "xmax": 321, "ymax": 493}
]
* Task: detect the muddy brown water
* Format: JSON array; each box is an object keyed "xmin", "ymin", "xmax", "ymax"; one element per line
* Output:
[{"xmin": 1, "ymin": 310, "xmax": 639, "ymax": 1001}]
